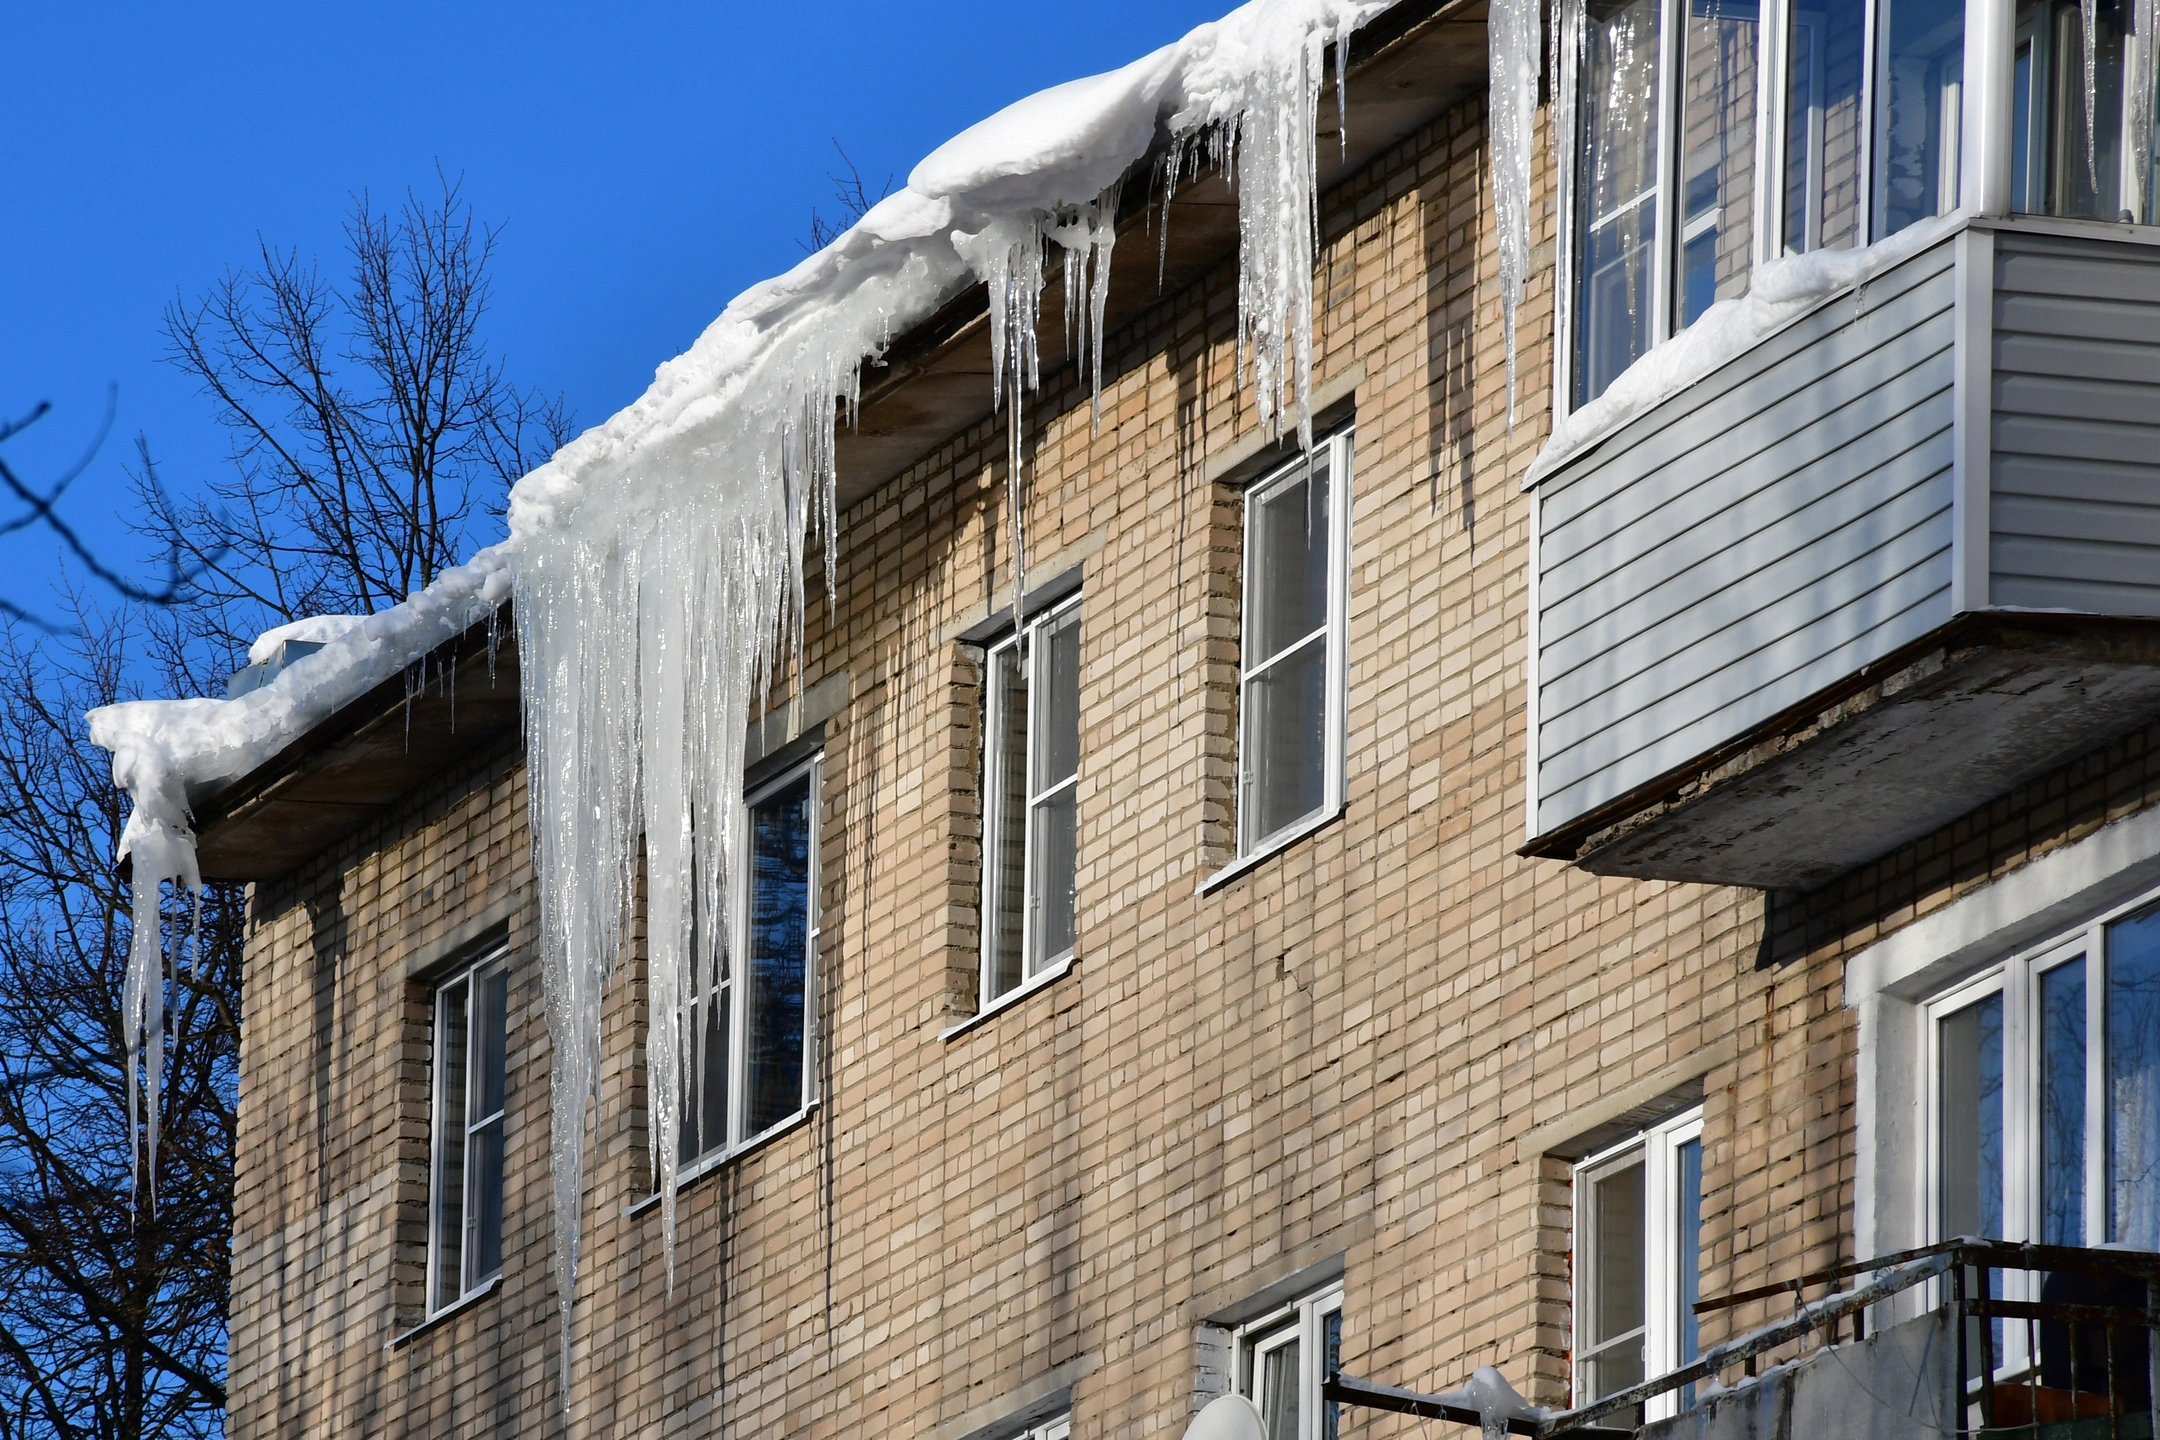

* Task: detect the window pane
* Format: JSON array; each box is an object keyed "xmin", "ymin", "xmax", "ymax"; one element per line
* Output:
[
  {"xmin": 1032, "ymin": 607, "xmax": 1081, "ymax": 795},
  {"xmin": 681, "ymin": 988, "xmax": 730, "ymax": 1164},
  {"xmin": 2046, "ymin": 0, "xmax": 2125, "ymax": 219},
  {"xmin": 468, "ymin": 1113, "xmax": 504, "ymax": 1287},
  {"xmin": 2107, "ymin": 907, "xmax": 2160, "ymax": 1247},
  {"xmin": 745, "ymin": 776, "xmax": 812, "ymax": 1137},
  {"xmin": 1677, "ymin": 1138, "xmax": 1703, "ymax": 1410},
  {"xmin": 1576, "ymin": 0, "xmax": 1663, "ymax": 404},
  {"xmin": 2038, "ymin": 957, "xmax": 2087, "ymax": 1247},
  {"xmin": 1588, "ymin": 1160, "xmax": 1647, "ymax": 1401},
  {"xmin": 475, "ymin": 966, "xmax": 507, "ymax": 1121},
  {"xmin": 1246, "ymin": 458, "xmax": 1332, "ymax": 667},
  {"xmin": 984, "ymin": 638, "xmax": 1028, "ymax": 1001},
  {"xmin": 1872, "ymin": 0, "xmax": 1964, "ymax": 238},
  {"xmin": 1785, "ymin": 0, "xmax": 1866, "ymax": 250},
  {"xmin": 1028, "ymin": 784, "xmax": 1077, "ymax": 968},
  {"xmin": 1676, "ymin": 0, "xmax": 1759, "ymax": 328},
  {"xmin": 1938, "ymin": 993, "xmax": 2005, "ymax": 1240},
  {"xmin": 2012, "ymin": 39, "xmax": 2033, "ymax": 209},
  {"xmin": 1242, "ymin": 634, "xmax": 1328, "ymax": 847},
  {"xmin": 1258, "ymin": 1337, "xmax": 1301, "ymax": 1440},
  {"xmin": 431, "ymin": 979, "xmax": 470, "ymax": 1312}
]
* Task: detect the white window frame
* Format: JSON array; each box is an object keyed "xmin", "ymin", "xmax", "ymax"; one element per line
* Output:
[
  {"xmin": 677, "ymin": 752, "xmax": 822, "ymax": 1181},
  {"xmin": 979, "ymin": 593, "xmax": 1082, "ymax": 1008},
  {"xmin": 1234, "ymin": 1283, "xmax": 1344, "ymax": 1440},
  {"xmin": 1918, "ymin": 894, "xmax": 2160, "ymax": 1370},
  {"xmin": 1010, "ymin": 1417, "xmax": 1069, "ymax": 1440},
  {"xmin": 1235, "ymin": 430, "xmax": 1353, "ymax": 864},
  {"xmin": 426, "ymin": 945, "xmax": 509, "ymax": 1318},
  {"xmin": 1572, "ymin": 1106, "xmax": 1704, "ymax": 1422}
]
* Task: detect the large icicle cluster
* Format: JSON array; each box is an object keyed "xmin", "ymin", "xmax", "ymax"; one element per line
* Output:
[
  {"xmin": 89, "ymin": 0, "xmax": 1393, "ymax": 1408},
  {"xmin": 1488, "ymin": 0, "xmax": 1540, "ymax": 420}
]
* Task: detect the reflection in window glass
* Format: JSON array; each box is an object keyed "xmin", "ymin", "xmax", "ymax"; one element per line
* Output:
[
  {"xmin": 1575, "ymin": 0, "xmax": 1664, "ymax": 405},
  {"xmin": 2037, "ymin": 958, "xmax": 2087, "ymax": 1247},
  {"xmin": 1676, "ymin": 0, "xmax": 1759, "ymax": 327},
  {"xmin": 1939, "ymin": 992, "xmax": 2005, "ymax": 1241},
  {"xmin": 2108, "ymin": 907, "xmax": 2160, "ymax": 1248},
  {"xmin": 1872, "ymin": 0, "xmax": 1964, "ymax": 238},
  {"xmin": 1784, "ymin": 0, "xmax": 1866, "ymax": 250},
  {"xmin": 1676, "ymin": 1137, "xmax": 1703, "ymax": 1407},
  {"xmin": 744, "ymin": 774, "xmax": 813, "ymax": 1138}
]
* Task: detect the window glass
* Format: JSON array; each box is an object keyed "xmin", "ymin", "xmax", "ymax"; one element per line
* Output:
[
  {"xmin": 1676, "ymin": 0, "xmax": 1759, "ymax": 327},
  {"xmin": 2108, "ymin": 907, "xmax": 2160, "ymax": 1247},
  {"xmin": 1871, "ymin": 0, "xmax": 1964, "ymax": 238},
  {"xmin": 1240, "ymin": 439, "xmax": 1347, "ymax": 856},
  {"xmin": 430, "ymin": 952, "xmax": 507, "ymax": 1314},
  {"xmin": 1576, "ymin": 0, "xmax": 1664, "ymax": 405},
  {"xmin": 744, "ymin": 772, "xmax": 813, "ymax": 1138},
  {"xmin": 2037, "ymin": 957, "xmax": 2087, "ymax": 1247},
  {"xmin": 1585, "ymin": 1159, "xmax": 1648, "ymax": 1401},
  {"xmin": 981, "ymin": 597, "xmax": 1081, "ymax": 1005},
  {"xmin": 1937, "ymin": 990, "xmax": 2005, "ymax": 1241},
  {"xmin": 1676, "ymin": 1136, "xmax": 1703, "ymax": 1404},
  {"xmin": 672, "ymin": 756, "xmax": 820, "ymax": 1172},
  {"xmin": 1784, "ymin": 0, "xmax": 1866, "ymax": 250}
]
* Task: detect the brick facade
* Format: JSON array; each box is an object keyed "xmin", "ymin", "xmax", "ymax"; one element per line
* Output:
[{"xmin": 222, "ymin": 79, "xmax": 2160, "ymax": 1440}]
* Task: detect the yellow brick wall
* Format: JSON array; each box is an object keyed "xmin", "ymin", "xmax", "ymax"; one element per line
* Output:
[{"xmin": 223, "ymin": 84, "xmax": 2160, "ymax": 1440}]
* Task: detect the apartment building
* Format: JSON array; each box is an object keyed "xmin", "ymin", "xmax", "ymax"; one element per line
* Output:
[{"xmin": 111, "ymin": 0, "xmax": 2160, "ymax": 1436}]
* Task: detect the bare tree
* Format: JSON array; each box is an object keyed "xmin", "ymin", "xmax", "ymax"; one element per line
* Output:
[
  {"xmin": 802, "ymin": 141, "xmax": 894, "ymax": 251},
  {"xmin": 0, "ymin": 598, "xmax": 238, "ymax": 1440},
  {"xmin": 143, "ymin": 170, "xmax": 571, "ymax": 666},
  {"xmin": 0, "ymin": 399, "xmax": 212, "ymax": 633}
]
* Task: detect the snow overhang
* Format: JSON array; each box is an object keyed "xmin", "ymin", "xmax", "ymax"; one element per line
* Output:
[
  {"xmin": 184, "ymin": 605, "xmax": 521, "ymax": 882},
  {"xmin": 828, "ymin": 0, "xmax": 1489, "ymax": 513}
]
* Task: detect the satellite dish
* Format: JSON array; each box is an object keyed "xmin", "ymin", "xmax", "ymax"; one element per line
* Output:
[{"xmin": 1182, "ymin": 1394, "xmax": 1267, "ymax": 1440}]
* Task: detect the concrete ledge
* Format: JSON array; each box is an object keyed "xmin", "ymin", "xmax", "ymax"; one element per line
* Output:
[
  {"xmin": 1514, "ymin": 1035, "xmax": 1737, "ymax": 1164},
  {"xmin": 402, "ymin": 892, "xmax": 524, "ymax": 983},
  {"xmin": 934, "ymin": 1355, "xmax": 1093, "ymax": 1440},
  {"xmin": 1180, "ymin": 1217, "xmax": 1372, "ymax": 1328}
]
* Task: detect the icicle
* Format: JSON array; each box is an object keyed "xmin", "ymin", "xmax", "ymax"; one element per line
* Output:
[
  {"xmin": 114, "ymin": 785, "xmax": 201, "ymax": 1210},
  {"xmin": 1490, "ymin": 0, "xmax": 1541, "ymax": 424},
  {"xmin": 2084, "ymin": 0, "xmax": 2103, "ymax": 194},
  {"xmin": 1047, "ymin": 182, "xmax": 1125, "ymax": 429},
  {"xmin": 2132, "ymin": 0, "xmax": 2156, "ymax": 220}
]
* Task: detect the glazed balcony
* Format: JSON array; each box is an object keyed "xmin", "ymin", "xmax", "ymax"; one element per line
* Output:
[{"xmin": 1524, "ymin": 217, "xmax": 2160, "ymax": 889}]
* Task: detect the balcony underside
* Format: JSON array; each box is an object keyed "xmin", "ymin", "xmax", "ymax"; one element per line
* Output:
[{"xmin": 1526, "ymin": 616, "xmax": 2160, "ymax": 891}]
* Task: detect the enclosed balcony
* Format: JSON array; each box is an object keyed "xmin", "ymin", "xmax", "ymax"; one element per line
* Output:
[{"xmin": 1524, "ymin": 0, "xmax": 2160, "ymax": 889}]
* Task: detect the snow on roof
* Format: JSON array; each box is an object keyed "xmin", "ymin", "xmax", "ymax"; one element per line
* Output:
[{"xmin": 89, "ymin": 0, "xmax": 1406, "ymax": 1402}]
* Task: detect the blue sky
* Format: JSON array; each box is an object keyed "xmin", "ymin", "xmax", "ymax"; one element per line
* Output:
[{"xmin": 2, "ymin": 0, "xmax": 1227, "ymax": 623}]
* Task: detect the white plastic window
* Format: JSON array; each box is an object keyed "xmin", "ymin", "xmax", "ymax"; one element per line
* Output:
[
  {"xmin": 428, "ymin": 947, "xmax": 509, "ymax": 1315},
  {"xmin": 2005, "ymin": 0, "xmax": 2151, "ymax": 221},
  {"xmin": 1573, "ymin": 1108, "xmax": 1705, "ymax": 1421},
  {"xmin": 680, "ymin": 754, "xmax": 821, "ymax": 1171},
  {"xmin": 1238, "ymin": 433, "xmax": 1351, "ymax": 860},
  {"xmin": 1236, "ymin": 1285, "xmax": 1344, "ymax": 1440},
  {"xmin": 981, "ymin": 595, "xmax": 1081, "ymax": 1005},
  {"xmin": 1925, "ymin": 891, "xmax": 2160, "ymax": 1354}
]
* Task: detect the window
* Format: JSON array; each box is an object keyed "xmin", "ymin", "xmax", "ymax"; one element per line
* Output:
[
  {"xmin": 1573, "ymin": 1108, "xmax": 1704, "ymax": 1422},
  {"xmin": 1010, "ymin": 1418, "xmax": 1069, "ymax": 1440},
  {"xmin": 1235, "ymin": 1286, "xmax": 1344, "ymax": 1440},
  {"xmin": 428, "ymin": 948, "xmax": 508, "ymax": 1315},
  {"xmin": 679, "ymin": 756, "xmax": 821, "ymax": 1170},
  {"xmin": 1564, "ymin": 0, "xmax": 1984, "ymax": 407},
  {"xmin": 1570, "ymin": 0, "xmax": 1761, "ymax": 404},
  {"xmin": 2005, "ymin": 0, "xmax": 2147, "ymax": 220},
  {"xmin": 1928, "ymin": 897, "xmax": 2160, "ymax": 1259},
  {"xmin": 981, "ymin": 597, "xmax": 1081, "ymax": 1006},
  {"xmin": 1238, "ymin": 432, "xmax": 1351, "ymax": 859}
]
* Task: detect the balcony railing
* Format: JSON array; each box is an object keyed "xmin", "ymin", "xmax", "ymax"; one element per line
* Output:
[{"xmin": 1327, "ymin": 1239, "xmax": 2160, "ymax": 1439}]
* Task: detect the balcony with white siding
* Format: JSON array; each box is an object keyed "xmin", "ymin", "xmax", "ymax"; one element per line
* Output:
[{"xmin": 1525, "ymin": 215, "xmax": 2160, "ymax": 888}]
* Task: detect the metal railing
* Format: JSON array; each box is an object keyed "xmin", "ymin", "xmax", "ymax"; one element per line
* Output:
[{"xmin": 1324, "ymin": 1240, "xmax": 2160, "ymax": 1438}]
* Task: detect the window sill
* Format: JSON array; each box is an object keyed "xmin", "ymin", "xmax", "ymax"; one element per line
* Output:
[
  {"xmin": 388, "ymin": 1274, "xmax": 500, "ymax": 1351},
  {"xmin": 939, "ymin": 953, "xmax": 1076, "ymax": 1042},
  {"xmin": 1197, "ymin": 804, "xmax": 1345, "ymax": 896},
  {"xmin": 623, "ymin": 1103, "xmax": 818, "ymax": 1218}
]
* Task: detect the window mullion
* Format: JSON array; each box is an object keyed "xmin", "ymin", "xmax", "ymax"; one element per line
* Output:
[
  {"xmin": 1654, "ymin": 0, "xmax": 1685, "ymax": 341},
  {"xmin": 1242, "ymin": 624, "xmax": 1331, "ymax": 686}
]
